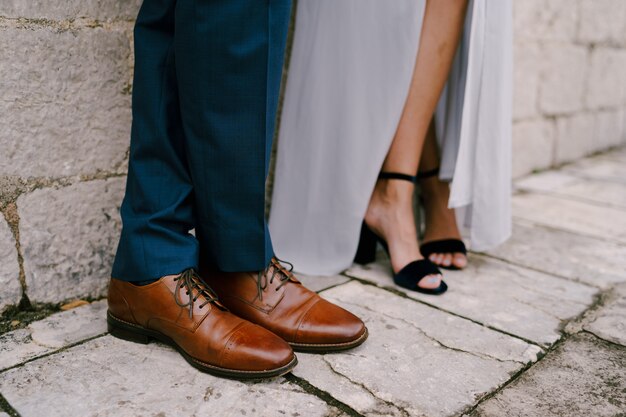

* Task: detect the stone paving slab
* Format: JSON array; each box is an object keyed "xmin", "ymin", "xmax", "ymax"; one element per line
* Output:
[
  {"xmin": 297, "ymin": 273, "xmax": 351, "ymax": 293},
  {"xmin": 469, "ymin": 333, "xmax": 626, "ymax": 417},
  {"xmin": 512, "ymin": 192, "xmax": 626, "ymax": 244},
  {"xmin": 582, "ymin": 283, "xmax": 626, "ymax": 347},
  {"xmin": 486, "ymin": 220, "xmax": 626, "ymax": 289},
  {"xmin": 603, "ymin": 146, "xmax": 626, "ymax": 163},
  {"xmin": 515, "ymin": 170, "xmax": 626, "ymax": 209},
  {"xmin": 2, "ymin": 148, "xmax": 625, "ymax": 417},
  {"xmin": 0, "ymin": 300, "xmax": 106, "ymax": 371},
  {"xmin": 563, "ymin": 155, "xmax": 626, "ymax": 184},
  {"xmin": 293, "ymin": 282, "xmax": 541, "ymax": 417},
  {"xmin": 0, "ymin": 336, "xmax": 346, "ymax": 417},
  {"xmin": 346, "ymin": 255, "xmax": 597, "ymax": 346}
]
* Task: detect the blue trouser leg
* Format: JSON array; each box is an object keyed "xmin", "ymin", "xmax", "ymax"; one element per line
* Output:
[{"xmin": 112, "ymin": 0, "xmax": 292, "ymax": 281}]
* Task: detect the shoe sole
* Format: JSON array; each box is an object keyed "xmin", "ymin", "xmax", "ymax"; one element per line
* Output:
[
  {"xmin": 107, "ymin": 311, "xmax": 297, "ymax": 380},
  {"xmin": 289, "ymin": 327, "xmax": 369, "ymax": 353}
]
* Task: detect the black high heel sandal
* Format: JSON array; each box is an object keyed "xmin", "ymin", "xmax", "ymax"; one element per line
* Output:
[
  {"xmin": 354, "ymin": 172, "xmax": 447, "ymax": 295},
  {"xmin": 417, "ymin": 167, "xmax": 467, "ymax": 270}
]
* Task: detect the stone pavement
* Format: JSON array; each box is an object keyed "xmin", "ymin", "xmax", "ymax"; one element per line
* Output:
[{"xmin": 1, "ymin": 148, "xmax": 625, "ymax": 417}]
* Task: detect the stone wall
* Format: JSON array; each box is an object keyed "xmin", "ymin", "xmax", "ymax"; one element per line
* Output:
[
  {"xmin": 0, "ymin": 1, "xmax": 140, "ymax": 310},
  {"xmin": 1, "ymin": 0, "xmax": 625, "ymax": 312},
  {"xmin": 512, "ymin": 0, "xmax": 626, "ymax": 176}
]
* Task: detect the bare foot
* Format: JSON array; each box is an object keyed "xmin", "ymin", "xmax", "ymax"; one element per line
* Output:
[
  {"xmin": 420, "ymin": 176, "xmax": 467, "ymax": 269},
  {"xmin": 365, "ymin": 178, "xmax": 442, "ymax": 290}
]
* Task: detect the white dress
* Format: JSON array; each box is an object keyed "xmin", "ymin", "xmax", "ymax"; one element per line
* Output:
[{"xmin": 269, "ymin": 0, "xmax": 512, "ymax": 275}]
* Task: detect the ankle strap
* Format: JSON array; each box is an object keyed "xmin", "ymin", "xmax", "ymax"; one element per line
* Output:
[
  {"xmin": 416, "ymin": 167, "xmax": 440, "ymax": 180},
  {"xmin": 378, "ymin": 172, "xmax": 418, "ymax": 183}
]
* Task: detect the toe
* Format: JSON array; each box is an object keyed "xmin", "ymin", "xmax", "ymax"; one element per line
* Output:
[
  {"xmin": 434, "ymin": 253, "xmax": 444, "ymax": 265},
  {"xmin": 417, "ymin": 273, "xmax": 442, "ymax": 290},
  {"xmin": 442, "ymin": 253, "xmax": 452, "ymax": 267},
  {"xmin": 429, "ymin": 254, "xmax": 437, "ymax": 263},
  {"xmin": 453, "ymin": 253, "xmax": 467, "ymax": 269}
]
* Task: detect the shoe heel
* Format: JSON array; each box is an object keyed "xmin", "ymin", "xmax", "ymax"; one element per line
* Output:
[
  {"xmin": 354, "ymin": 222, "xmax": 377, "ymax": 265},
  {"xmin": 107, "ymin": 316, "xmax": 151, "ymax": 344}
]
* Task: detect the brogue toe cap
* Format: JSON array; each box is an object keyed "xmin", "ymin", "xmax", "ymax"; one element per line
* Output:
[
  {"xmin": 220, "ymin": 323, "xmax": 295, "ymax": 372},
  {"xmin": 295, "ymin": 298, "xmax": 366, "ymax": 345}
]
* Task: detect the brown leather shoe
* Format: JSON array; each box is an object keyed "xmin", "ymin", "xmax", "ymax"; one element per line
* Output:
[
  {"xmin": 107, "ymin": 269, "xmax": 297, "ymax": 379},
  {"xmin": 202, "ymin": 258, "xmax": 368, "ymax": 352}
]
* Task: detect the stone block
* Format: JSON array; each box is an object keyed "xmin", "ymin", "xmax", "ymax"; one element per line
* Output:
[
  {"xmin": 471, "ymin": 334, "xmax": 626, "ymax": 417},
  {"xmin": 0, "ymin": 300, "xmax": 107, "ymax": 371},
  {"xmin": 488, "ymin": 220, "xmax": 626, "ymax": 290},
  {"xmin": 578, "ymin": 0, "xmax": 626, "ymax": 46},
  {"xmin": 293, "ymin": 282, "xmax": 541, "ymax": 417},
  {"xmin": 513, "ymin": 0, "xmax": 578, "ymax": 41},
  {"xmin": 538, "ymin": 44, "xmax": 587, "ymax": 115},
  {"xmin": 554, "ymin": 113, "xmax": 595, "ymax": 163},
  {"xmin": 0, "ymin": 336, "xmax": 342, "ymax": 417},
  {"xmin": 0, "ymin": 26, "xmax": 131, "ymax": 178},
  {"xmin": 0, "ymin": 0, "xmax": 142, "ymax": 21},
  {"xmin": 513, "ymin": 42, "xmax": 542, "ymax": 120},
  {"xmin": 0, "ymin": 215, "xmax": 21, "ymax": 312},
  {"xmin": 583, "ymin": 283, "xmax": 626, "ymax": 347},
  {"xmin": 18, "ymin": 178, "xmax": 125, "ymax": 304},
  {"xmin": 346, "ymin": 256, "xmax": 596, "ymax": 346},
  {"xmin": 593, "ymin": 109, "xmax": 626, "ymax": 149},
  {"xmin": 512, "ymin": 119, "xmax": 555, "ymax": 178},
  {"xmin": 585, "ymin": 47, "xmax": 626, "ymax": 110},
  {"xmin": 512, "ymin": 192, "xmax": 626, "ymax": 244}
]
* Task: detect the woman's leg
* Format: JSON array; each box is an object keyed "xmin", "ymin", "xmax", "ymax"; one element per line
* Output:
[
  {"xmin": 365, "ymin": 0, "xmax": 468, "ymax": 289},
  {"xmin": 419, "ymin": 120, "xmax": 468, "ymax": 269}
]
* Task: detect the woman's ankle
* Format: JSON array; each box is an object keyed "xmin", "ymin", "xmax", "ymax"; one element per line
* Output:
[
  {"xmin": 366, "ymin": 181, "xmax": 414, "ymax": 226},
  {"xmin": 419, "ymin": 175, "xmax": 449, "ymax": 196},
  {"xmin": 373, "ymin": 179, "xmax": 414, "ymax": 205}
]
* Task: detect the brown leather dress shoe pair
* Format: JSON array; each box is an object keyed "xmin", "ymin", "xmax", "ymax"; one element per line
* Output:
[{"xmin": 107, "ymin": 259, "xmax": 367, "ymax": 380}]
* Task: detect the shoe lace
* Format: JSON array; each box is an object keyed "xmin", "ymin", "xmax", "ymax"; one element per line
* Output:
[
  {"xmin": 173, "ymin": 269, "xmax": 221, "ymax": 318},
  {"xmin": 256, "ymin": 257, "xmax": 296, "ymax": 301}
]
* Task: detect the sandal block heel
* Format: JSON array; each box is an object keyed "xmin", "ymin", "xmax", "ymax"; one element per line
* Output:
[{"xmin": 354, "ymin": 222, "xmax": 378, "ymax": 264}]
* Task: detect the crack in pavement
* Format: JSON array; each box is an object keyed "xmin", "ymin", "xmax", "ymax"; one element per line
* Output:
[
  {"xmin": 510, "ymin": 214, "xmax": 626, "ymax": 247},
  {"xmin": 514, "ymin": 186, "xmax": 626, "ymax": 211},
  {"xmin": 581, "ymin": 329, "xmax": 626, "ymax": 350},
  {"xmin": 284, "ymin": 373, "xmax": 365, "ymax": 417},
  {"xmin": 387, "ymin": 314, "xmax": 523, "ymax": 365},
  {"xmin": 479, "ymin": 251, "xmax": 608, "ymax": 291},
  {"xmin": 343, "ymin": 275, "xmax": 545, "ymax": 349},
  {"xmin": 505, "ymin": 276, "xmax": 596, "ymax": 307},
  {"xmin": 458, "ymin": 338, "xmax": 561, "ymax": 417},
  {"xmin": 509, "ymin": 296, "xmax": 565, "ymax": 322},
  {"xmin": 337, "ymin": 298, "xmax": 530, "ymax": 365},
  {"xmin": 0, "ymin": 333, "xmax": 107, "ymax": 374},
  {"xmin": 320, "ymin": 356, "xmax": 410, "ymax": 417}
]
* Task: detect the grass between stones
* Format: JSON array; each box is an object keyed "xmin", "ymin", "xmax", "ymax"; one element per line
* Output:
[
  {"xmin": 0, "ymin": 302, "xmax": 59, "ymax": 335},
  {"xmin": 0, "ymin": 392, "xmax": 20, "ymax": 417}
]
